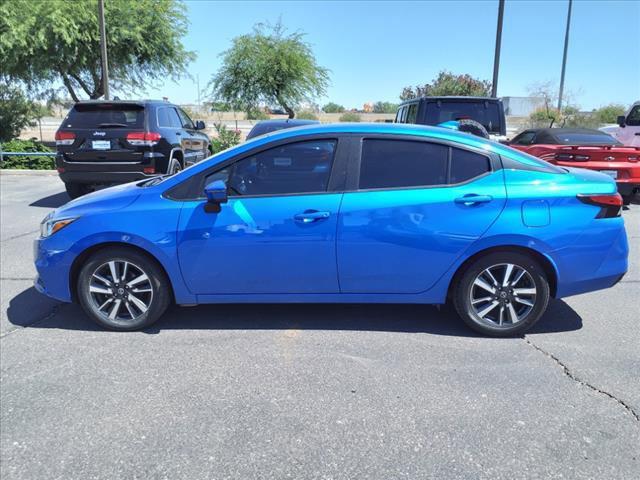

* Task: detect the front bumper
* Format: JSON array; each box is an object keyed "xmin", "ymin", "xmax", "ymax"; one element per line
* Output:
[{"xmin": 33, "ymin": 237, "xmax": 74, "ymax": 302}]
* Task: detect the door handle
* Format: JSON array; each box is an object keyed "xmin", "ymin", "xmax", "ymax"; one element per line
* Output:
[
  {"xmin": 294, "ymin": 210, "xmax": 330, "ymax": 223},
  {"xmin": 454, "ymin": 194, "xmax": 493, "ymax": 206}
]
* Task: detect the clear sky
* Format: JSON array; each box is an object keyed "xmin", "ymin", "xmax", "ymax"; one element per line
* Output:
[{"xmin": 142, "ymin": 0, "xmax": 640, "ymax": 110}]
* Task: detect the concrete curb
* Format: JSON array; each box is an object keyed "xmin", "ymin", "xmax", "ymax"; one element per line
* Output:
[{"xmin": 0, "ymin": 169, "xmax": 58, "ymax": 176}]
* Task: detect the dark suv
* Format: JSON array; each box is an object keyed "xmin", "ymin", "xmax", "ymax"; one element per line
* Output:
[
  {"xmin": 55, "ymin": 100, "xmax": 211, "ymax": 198},
  {"xmin": 394, "ymin": 96, "xmax": 507, "ymax": 138}
]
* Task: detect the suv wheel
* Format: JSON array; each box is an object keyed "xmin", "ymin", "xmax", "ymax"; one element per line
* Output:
[
  {"xmin": 65, "ymin": 182, "xmax": 92, "ymax": 199},
  {"xmin": 167, "ymin": 158, "xmax": 182, "ymax": 175},
  {"xmin": 77, "ymin": 247, "xmax": 171, "ymax": 331},
  {"xmin": 452, "ymin": 252, "xmax": 550, "ymax": 336}
]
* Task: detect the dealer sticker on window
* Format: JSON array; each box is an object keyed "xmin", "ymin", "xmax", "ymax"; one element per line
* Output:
[
  {"xmin": 92, "ymin": 140, "xmax": 111, "ymax": 150},
  {"xmin": 600, "ymin": 170, "xmax": 618, "ymax": 179}
]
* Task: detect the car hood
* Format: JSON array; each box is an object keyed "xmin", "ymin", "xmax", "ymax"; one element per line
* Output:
[{"xmin": 53, "ymin": 181, "xmax": 142, "ymax": 218}]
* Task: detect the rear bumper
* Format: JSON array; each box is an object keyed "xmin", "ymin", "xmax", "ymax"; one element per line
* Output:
[
  {"xmin": 554, "ymin": 221, "xmax": 629, "ymax": 298},
  {"xmin": 56, "ymin": 152, "xmax": 166, "ymax": 185}
]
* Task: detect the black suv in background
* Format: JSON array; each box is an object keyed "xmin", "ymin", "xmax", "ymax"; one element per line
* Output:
[
  {"xmin": 394, "ymin": 96, "xmax": 507, "ymax": 138},
  {"xmin": 55, "ymin": 100, "xmax": 211, "ymax": 198}
]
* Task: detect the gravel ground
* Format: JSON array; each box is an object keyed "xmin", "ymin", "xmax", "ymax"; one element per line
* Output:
[{"xmin": 1, "ymin": 172, "xmax": 638, "ymax": 480}]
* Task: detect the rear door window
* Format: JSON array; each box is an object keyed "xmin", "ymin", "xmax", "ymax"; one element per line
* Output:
[
  {"xmin": 157, "ymin": 107, "xmax": 183, "ymax": 128},
  {"xmin": 63, "ymin": 104, "xmax": 144, "ymax": 128},
  {"xmin": 359, "ymin": 139, "xmax": 448, "ymax": 189}
]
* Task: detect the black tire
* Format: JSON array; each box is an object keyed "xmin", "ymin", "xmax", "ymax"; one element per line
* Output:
[
  {"xmin": 76, "ymin": 247, "xmax": 171, "ymax": 331},
  {"xmin": 167, "ymin": 157, "xmax": 182, "ymax": 175},
  {"xmin": 452, "ymin": 251, "xmax": 550, "ymax": 337},
  {"xmin": 457, "ymin": 119, "xmax": 490, "ymax": 139},
  {"xmin": 65, "ymin": 182, "xmax": 92, "ymax": 199}
]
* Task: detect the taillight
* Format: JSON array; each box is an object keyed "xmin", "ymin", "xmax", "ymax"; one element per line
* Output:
[
  {"xmin": 577, "ymin": 193, "xmax": 623, "ymax": 218},
  {"xmin": 126, "ymin": 132, "xmax": 161, "ymax": 146},
  {"xmin": 55, "ymin": 131, "xmax": 75, "ymax": 146},
  {"xmin": 555, "ymin": 153, "xmax": 589, "ymax": 161}
]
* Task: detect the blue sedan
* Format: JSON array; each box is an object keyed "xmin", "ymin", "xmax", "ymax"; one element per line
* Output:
[{"xmin": 34, "ymin": 123, "xmax": 629, "ymax": 336}]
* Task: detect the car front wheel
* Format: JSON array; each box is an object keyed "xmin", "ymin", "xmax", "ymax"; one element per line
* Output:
[
  {"xmin": 452, "ymin": 252, "xmax": 550, "ymax": 336},
  {"xmin": 77, "ymin": 247, "xmax": 171, "ymax": 330}
]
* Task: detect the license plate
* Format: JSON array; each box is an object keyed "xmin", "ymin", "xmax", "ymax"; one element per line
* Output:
[
  {"xmin": 600, "ymin": 170, "xmax": 618, "ymax": 179},
  {"xmin": 92, "ymin": 140, "xmax": 111, "ymax": 150}
]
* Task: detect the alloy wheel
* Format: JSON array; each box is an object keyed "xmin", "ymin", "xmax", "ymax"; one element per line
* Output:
[
  {"xmin": 469, "ymin": 263, "xmax": 537, "ymax": 326},
  {"xmin": 88, "ymin": 260, "xmax": 153, "ymax": 323}
]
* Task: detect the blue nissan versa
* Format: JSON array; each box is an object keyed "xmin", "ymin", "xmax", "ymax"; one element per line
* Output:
[{"xmin": 34, "ymin": 124, "xmax": 629, "ymax": 336}]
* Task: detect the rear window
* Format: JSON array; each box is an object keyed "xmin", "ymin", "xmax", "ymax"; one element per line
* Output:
[
  {"xmin": 551, "ymin": 132, "xmax": 621, "ymax": 145},
  {"xmin": 63, "ymin": 104, "xmax": 144, "ymax": 129},
  {"xmin": 424, "ymin": 101, "xmax": 501, "ymax": 133},
  {"xmin": 450, "ymin": 148, "xmax": 490, "ymax": 183}
]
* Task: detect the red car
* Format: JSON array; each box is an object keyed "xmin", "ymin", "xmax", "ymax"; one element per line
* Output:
[{"xmin": 508, "ymin": 128, "xmax": 640, "ymax": 203}]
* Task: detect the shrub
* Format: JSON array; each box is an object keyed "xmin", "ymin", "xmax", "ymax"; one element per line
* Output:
[
  {"xmin": 246, "ymin": 109, "xmax": 269, "ymax": 120},
  {"xmin": 0, "ymin": 83, "xmax": 39, "ymax": 142},
  {"xmin": 339, "ymin": 112, "xmax": 361, "ymax": 122},
  {"xmin": 373, "ymin": 101, "xmax": 398, "ymax": 114},
  {"xmin": 209, "ymin": 123, "xmax": 241, "ymax": 154},
  {"xmin": 322, "ymin": 102, "xmax": 345, "ymax": 113},
  {"xmin": 594, "ymin": 104, "xmax": 626, "ymax": 124},
  {"xmin": 296, "ymin": 110, "xmax": 319, "ymax": 120},
  {"xmin": 0, "ymin": 139, "xmax": 54, "ymax": 169}
]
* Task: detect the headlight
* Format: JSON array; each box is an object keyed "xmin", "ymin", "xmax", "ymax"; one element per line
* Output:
[{"xmin": 40, "ymin": 216, "xmax": 78, "ymax": 238}]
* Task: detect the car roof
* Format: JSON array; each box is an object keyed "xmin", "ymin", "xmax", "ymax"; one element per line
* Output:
[
  {"xmin": 252, "ymin": 119, "xmax": 319, "ymax": 127},
  {"xmin": 399, "ymin": 96, "xmax": 502, "ymax": 107},
  {"xmin": 72, "ymin": 99, "xmax": 172, "ymax": 107}
]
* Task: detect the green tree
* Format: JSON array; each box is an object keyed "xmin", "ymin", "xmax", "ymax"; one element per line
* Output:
[
  {"xmin": 0, "ymin": 0, "xmax": 194, "ymax": 102},
  {"xmin": 400, "ymin": 71, "xmax": 491, "ymax": 100},
  {"xmin": 322, "ymin": 102, "xmax": 345, "ymax": 113},
  {"xmin": 339, "ymin": 112, "xmax": 361, "ymax": 122},
  {"xmin": 594, "ymin": 104, "xmax": 627, "ymax": 124},
  {"xmin": 373, "ymin": 101, "xmax": 398, "ymax": 114},
  {"xmin": 209, "ymin": 22, "xmax": 330, "ymax": 119},
  {"xmin": 0, "ymin": 83, "xmax": 39, "ymax": 142}
]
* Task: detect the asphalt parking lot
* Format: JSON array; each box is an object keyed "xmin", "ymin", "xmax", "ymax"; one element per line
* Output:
[{"xmin": 1, "ymin": 172, "xmax": 639, "ymax": 479}]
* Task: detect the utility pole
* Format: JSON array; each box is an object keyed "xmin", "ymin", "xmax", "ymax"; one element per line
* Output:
[
  {"xmin": 557, "ymin": 0, "xmax": 572, "ymax": 111},
  {"xmin": 491, "ymin": 0, "xmax": 505, "ymax": 98},
  {"xmin": 98, "ymin": 0, "xmax": 110, "ymax": 100},
  {"xmin": 196, "ymin": 74, "xmax": 201, "ymax": 114}
]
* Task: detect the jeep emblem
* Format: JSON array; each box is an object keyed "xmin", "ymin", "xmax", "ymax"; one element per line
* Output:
[{"xmin": 93, "ymin": 131, "xmax": 106, "ymax": 136}]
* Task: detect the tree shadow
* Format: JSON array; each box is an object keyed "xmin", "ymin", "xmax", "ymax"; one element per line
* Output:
[
  {"xmin": 29, "ymin": 192, "xmax": 70, "ymax": 208},
  {"xmin": 7, "ymin": 287, "xmax": 582, "ymax": 337}
]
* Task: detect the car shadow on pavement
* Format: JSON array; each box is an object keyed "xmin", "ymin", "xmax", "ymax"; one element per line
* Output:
[
  {"xmin": 7, "ymin": 287, "xmax": 582, "ymax": 337},
  {"xmin": 29, "ymin": 192, "xmax": 70, "ymax": 208}
]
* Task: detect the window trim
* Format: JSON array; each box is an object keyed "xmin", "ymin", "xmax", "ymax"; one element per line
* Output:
[
  {"xmin": 346, "ymin": 134, "xmax": 500, "ymax": 193},
  {"xmin": 164, "ymin": 135, "xmax": 350, "ymax": 201}
]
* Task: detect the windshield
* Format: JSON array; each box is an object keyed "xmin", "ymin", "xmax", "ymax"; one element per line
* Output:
[
  {"xmin": 425, "ymin": 101, "xmax": 502, "ymax": 133},
  {"xmin": 63, "ymin": 104, "xmax": 145, "ymax": 129},
  {"xmin": 552, "ymin": 132, "xmax": 621, "ymax": 145}
]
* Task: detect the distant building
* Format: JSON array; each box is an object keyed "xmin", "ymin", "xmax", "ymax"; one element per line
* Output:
[{"xmin": 502, "ymin": 96, "xmax": 545, "ymax": 117}]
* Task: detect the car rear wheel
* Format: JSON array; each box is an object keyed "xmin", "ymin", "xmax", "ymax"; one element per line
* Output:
[
  {"xmin": 77, "ymin": 247, "xmax": 171, "ymax": 331},
  {"xmin": 167, "ymin": 157, "xmax": 182, "ymax": 175},
  {"xmin": 452, "ymin": 252, "xmax": 550, "ymax": 336},
  {"xmin": 65, "ymin": 182, "xmax": 92, "ymax": 199}
]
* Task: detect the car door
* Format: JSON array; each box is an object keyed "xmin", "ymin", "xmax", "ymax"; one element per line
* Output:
[
  {"xmin": 337, "ymin": 136, "xmax": 507, "ymax": 294},
  {"xmin": 175, "ymin": 108, "xmax": 203, "ymax": 165},
  {"xmin": 176, "ymin": 137, "xmax": 347, "ymax": 295}
]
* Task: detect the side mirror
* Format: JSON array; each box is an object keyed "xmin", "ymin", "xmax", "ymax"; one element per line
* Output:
[
  {"xmin": 617, "ymin": 115, "xmax": 626, "ymax": 128},
  {"xmin": 204, "ymin": 180, "xmax": 227, "ymax": 213},
  {"xmin": 195, "ymin": 120, "xmax": 206, "ymax": 130}
]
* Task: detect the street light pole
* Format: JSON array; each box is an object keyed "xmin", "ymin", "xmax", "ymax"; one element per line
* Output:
[
  {"xmin": 557, "ymin": 0, "xmax": 572, "ymax": 111},
  {"xmin": 98, "ymin": 0, "xmax": 110, "ymax": 100},
  {"xmin": 491, "ymin": 0, "xmax": 505, "ymax": 98}
]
